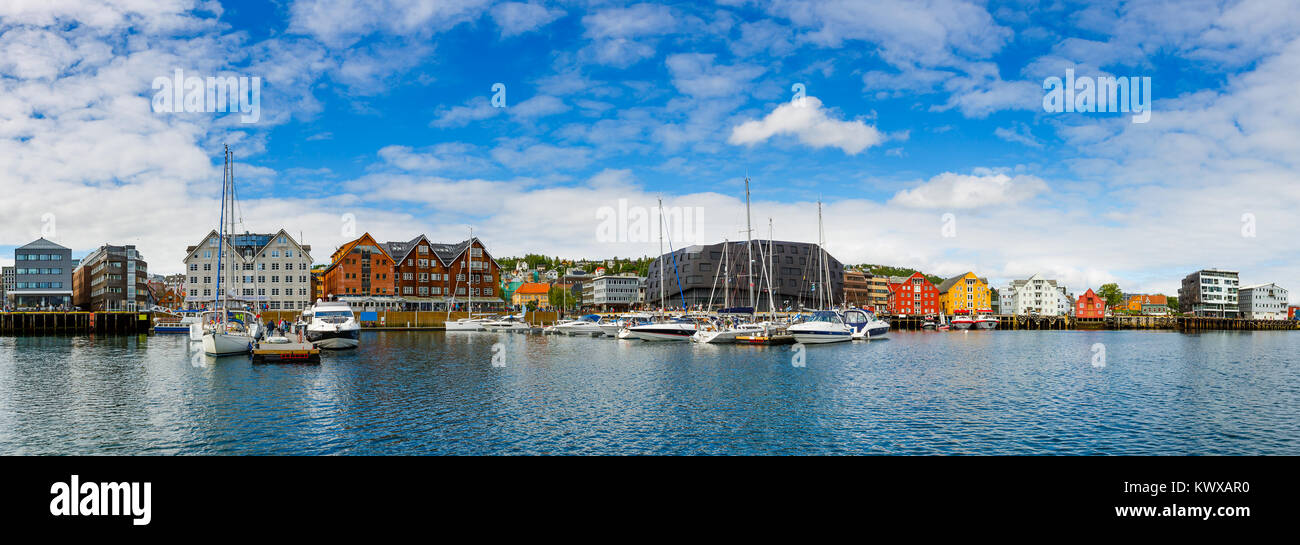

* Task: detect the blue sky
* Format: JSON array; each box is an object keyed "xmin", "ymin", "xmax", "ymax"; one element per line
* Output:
[{"xmin": 1, "ymin": 0, "xmax": 1297, "ymax": 300}]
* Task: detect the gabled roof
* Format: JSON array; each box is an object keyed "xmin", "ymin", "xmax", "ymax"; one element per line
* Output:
[
  {"xmin": 19, "ymin": 237, "xmax": 69, "ymax": 251},
  {"xmin": 936, "ymin": 272, "xmax": 988, "ymax": 293},
  {"xmin": 383, "ymin": 234, "xmax": 428, "ymax": 264},
  {"xmin": 324, "ymin": 233, "xmax": 391, "ymax": 274}
]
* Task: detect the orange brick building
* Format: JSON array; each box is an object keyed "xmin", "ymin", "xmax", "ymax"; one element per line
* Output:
[{"xmin": 320, "ymin": 232, "xmax": 502, "ymax": 311}]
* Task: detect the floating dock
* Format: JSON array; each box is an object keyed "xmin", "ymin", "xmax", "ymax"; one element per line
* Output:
[
  {"xmin": 251, "ymin": 340, "xmax": 320, "ymax": 363},
  {"xmin": 735, "ymin": 334, "xmax": 795, "ymax": 345}
]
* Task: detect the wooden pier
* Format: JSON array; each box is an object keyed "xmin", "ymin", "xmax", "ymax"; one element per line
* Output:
[
  {"xmin": 886, "ymin": 314, "xmax": 1298, "ymax": 331},
  {"xmin": 0, "ymin": 311, "xmax": 153, "ymax": 335}
]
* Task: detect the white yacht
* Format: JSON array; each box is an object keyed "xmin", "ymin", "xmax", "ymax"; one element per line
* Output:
[
  {"xmin": 691, "ymin": 321, "xmax": 766, "ymax": 343},
  {"xmin": 305, "ymin": 299, "xmax": 361, "ymax": 349},
  {"xmin": 788, "ymin": 311, "xmax": 853, "ymax": 344},
  {"xmin": 483, "ymin": 314, "xmax": 531, "ymax": 332},
  {"xmin": 842, "ymin": 308, "xmax": 890, "ymax": 340},
  {"xmin": 554, "ymin": 314, "xmax": 605, "ymax": 336},
  {"xmin": 627, "ymin": 318, "xmax": 698, "ymax": 341}
]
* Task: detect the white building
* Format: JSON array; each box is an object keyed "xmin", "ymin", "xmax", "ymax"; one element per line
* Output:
[
  {"xmin": 1000, "ymin": 273, "xmax": 1070, "ymax": 316},
  {"xmin": 1238, "ymin": 283, "xmax": 1288, "ymax": 320},
  {"xmin": 183, "ymin": 230, "xmax": 314, "ymax": 311},
  {"xmin": 1178, "ymin": 269, "xmax": 1239, "ymax": 317},
  {"xmin": 590, "ymin": 274, "xmax": 643, "ymax": 311}
]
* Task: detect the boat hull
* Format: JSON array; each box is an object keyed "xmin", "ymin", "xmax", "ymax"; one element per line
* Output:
[
  {"xmin": 202, "ymin": 332, "xmax": 253, "ymax": 355},
  {"xmin": 444, "ymin": 321, "xmax": 484, "ymax": 331},
  {"xmin": 974, "ymin": 320, "xmax": 999, "ymax": 330},
  {"xmin": 790, "ymin": 330, "xmax": 852, "ymax": 344},
  {"xmin": 307, "ymin": 327, "xmax": 360, "ymax": 349},
  {"xmin": 628, "ymin": 324, "xmax": 697, "ymax": 341},
  {"xmin": 951, "ymin": 320, "xmax": 975, "ymax": 330}
]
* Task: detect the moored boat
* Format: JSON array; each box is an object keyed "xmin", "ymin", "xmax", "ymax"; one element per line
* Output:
[
  {"xmin": 305, "ymin": 299, "xmax": 361, "ymax": 349},
  {"xmin": 788, "ymin": 310, "xmax": 852, "ymax": 344}
]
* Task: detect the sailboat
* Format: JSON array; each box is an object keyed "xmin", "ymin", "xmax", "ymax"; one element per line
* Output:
[
  {"xmin": 202, "ymin": 145, "xmax": 257, "ymax": 356},
  {"xmin": 628, "ymin": 197, "xmax": 698, "ymax": 341},
  {"xmin": 693, "ymin": 177, "xmax": 769, "ymax": 343},
  {"xmin": 788, "ymin": 200, "xmax": 852, "ymax": 344},
  {"xmin": 446, "ymin": 228, "xmax": 489, "ymax": 331}
]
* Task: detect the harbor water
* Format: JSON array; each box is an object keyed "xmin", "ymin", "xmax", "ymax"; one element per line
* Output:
[{"xmin": 0, "ymin": 330, "xmax": 1296, "ymax": 455}]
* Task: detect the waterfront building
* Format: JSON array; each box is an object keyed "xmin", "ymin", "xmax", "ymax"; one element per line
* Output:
[
  {"xmin": 1125, "ymin": 294, "xmax": 1170, "ymax": 315},
  {"xmin": 1178, "ymin": 269, "xmax": 1239, "ymax": 317},
  {"xmin": 1, "ymin": 266, "xmax": 13, "ymax": 305},
  {"xmin": 10, "ymin": 238, "xmax": 73, "ymax": 309},
  {"xmin": 320, "ymin": 233, "xmax": 503, "ymax": 312},
  {"xmin": 590, "ymin": 274, "xmax": 642, "ymax": 311},
  {"xmin": 866, "ymin": 274, "xmax": 890, "ymax": 311},
  {"xmin": 645, "ymin": 240, "xmax": 844, "ymax": 311},
  {"xmin": 1075, "ymin": 288, "xmax": 1106, "ymax": 318},
  {"xmin": 843, "ymin": 269, "xmax": 872, "ymax": 308},
  {"xmin": 511, "ymin": 282, "xmax": 549, "ymax": 308},
  {"xmin": 886, "ymin": 272, "xmax": 940, "ymax": 316},
  {"xmin": 73, "ymin": 244, "xmax": 149, "ymax": 311},
  {"xmin": 936, "ymin": 272, "xmax": 991, "ymax": 315},
  {"xmin": 1000, "ymin": 274, "xmax": 1070, "ymax": 316},
  {"xmin": 183, "ymin": 230, "xmax": 314, "ymax": 311},
  {"xmin": 1290, "ymin": 306, "xmax": 1299, "ymax": 320},
  {"xmin": 1238, "ymin": 283, "xmax": 1289, "ymax": 320}
]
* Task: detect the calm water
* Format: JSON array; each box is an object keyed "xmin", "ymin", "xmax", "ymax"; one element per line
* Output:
[{"xmin": 0, "ymin": 330, "xmax": 1296, "ymax": 455}]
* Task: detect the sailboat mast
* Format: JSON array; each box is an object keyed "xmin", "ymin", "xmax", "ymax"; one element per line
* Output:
[
  {"xmin": 657, "ymin": 197, "xmax": 664, "ymax": 311},
  {"xmin": 767, "ymin": 218, "xmax": 777, "ymax": 319},
  {"xmin": 468, "ymin": 227, "xmax": 473, "ymax": 317},
  {"xmin": 744, "ymin": 177, "xmax": 754, "ymax": 317}
]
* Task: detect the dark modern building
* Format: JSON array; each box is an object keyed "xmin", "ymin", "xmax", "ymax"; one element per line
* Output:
[
  {"xmin": 9, "ymin": 238, "xmax": 74, "ymax": 309},
  {"xmin": 645, "ymin": 240, "xmax": 844, "ymax": 311},
  {"xmin": 73, "ymin": 244, "xmax": 149, "ymax": 311}
]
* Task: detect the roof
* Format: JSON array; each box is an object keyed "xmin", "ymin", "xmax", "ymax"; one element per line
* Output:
[
  {"xmin": 936, "ymin": 272, "xmax": 988, "ymax": 293},
  {"xmin": 383, "ymin": 234, "xmax": 427, "ymax": 263},
  {"xmin": 18, "ymin": 237, "xmax": 69, "ymax": 251},
  {"xmin": 513, "ymin": 282, "xmax": 550, "ymax": 295}
]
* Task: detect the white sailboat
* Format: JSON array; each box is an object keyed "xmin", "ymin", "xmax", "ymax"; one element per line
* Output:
[
  {"xmin": 202, "ymin": 145, "xmax": 256, "ymax": 356},
  {"xmin": 787, "ymin": 201, "xmax": 851, "ymax": 344},
  {"xmin": 445, "ymin": 227, "xmax": 489, "ymax": 331}
]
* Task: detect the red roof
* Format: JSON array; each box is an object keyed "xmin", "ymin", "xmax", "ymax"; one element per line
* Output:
[{"xmin": 514, "ymin": 282, "xmax": 550, "ymax": 295}]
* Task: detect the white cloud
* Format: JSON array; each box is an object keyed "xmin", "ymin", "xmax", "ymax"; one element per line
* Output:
[
  {"xmin": 728, "ymin": 96, "xmax": 884, "ymax": 155},
  {"xmin": 994, "ymin": 122, "xmax": 1042, "ymax": 148},
  {"xmin": 510, "ymin": 94, "xmax": 570, "ymax": 119},
  {"xmin": 889, "ymin": 171, "xmax": 1048, "ymax": 209},
  {"xmin": 288, "ymin": 0, "xmax": 491, "ymax": 47},
  {"xmin": 665, "ymin": 53, "xmax": 764, "ymax": 98},
  {"xmin": 430, "ymin": 96, "xmax": 501, "ymax": 128},
  {"xmin": 492, "ymin": 2, "xmax": 564, "ymax": 38}
]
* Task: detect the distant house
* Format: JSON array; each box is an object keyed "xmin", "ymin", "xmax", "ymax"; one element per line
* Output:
[
  {"xmin": 886, "ymin": 272, "xmax": 939, "ymax": 316},
  {"xmin": 10, "ymin": 237, "xmax": 73, "ymax": 309},
  {"xmin": 1124, "ymin": 294, "xmax": 1169, "ymax": 315},
  {"xmin": 1075, "ymin": 288, "xmax": 1106, "ymax": 318},
  {"xmin": 511, "ymin": 282, "xmax": 550, "ymax": 308}
]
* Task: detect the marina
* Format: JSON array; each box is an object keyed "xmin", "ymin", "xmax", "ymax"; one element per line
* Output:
[{"xmin": 1, "ymin": 329, "xmax": 1296, "ymax": 455}]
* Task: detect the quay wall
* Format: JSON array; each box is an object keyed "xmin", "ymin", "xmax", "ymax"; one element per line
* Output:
[
  {"xmin": 0, "ymin": 312, "xmax": 152, "ymax": 335},
  {"xmin": 884, "ymin": 314, "xmax": 1297, "ymax": 331}
]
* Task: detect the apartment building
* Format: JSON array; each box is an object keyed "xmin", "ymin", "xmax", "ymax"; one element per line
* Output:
[
  {"xmin": 9, "ymin": 238, "xmax": 74, "ymax": 309},
  {"xmin": 1000, "ymin": 274, "xmax": 1071, "ymax": 316},
  {"xmin": 183, "ymin": 230, "xmax": 314, "ymax": 311},
  {"xmin": 1178, "ymin": 269, "xmax": 1239, "ymax": 317},
  {"xmin": 321, "ymin": 232, "xmax": 503, "ymax": 312},
  {"xmin": 73, "ymin": 244, "xmax": 149, "ymax": 311},
  {"xmin": 590, "ymin": 274, "xmax": 643, "ymax": 311}
]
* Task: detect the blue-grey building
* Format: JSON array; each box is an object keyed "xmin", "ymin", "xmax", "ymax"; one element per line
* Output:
[{"xmin": 9, "ymin": 238, "xmax": 74, "ymax": 309}]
